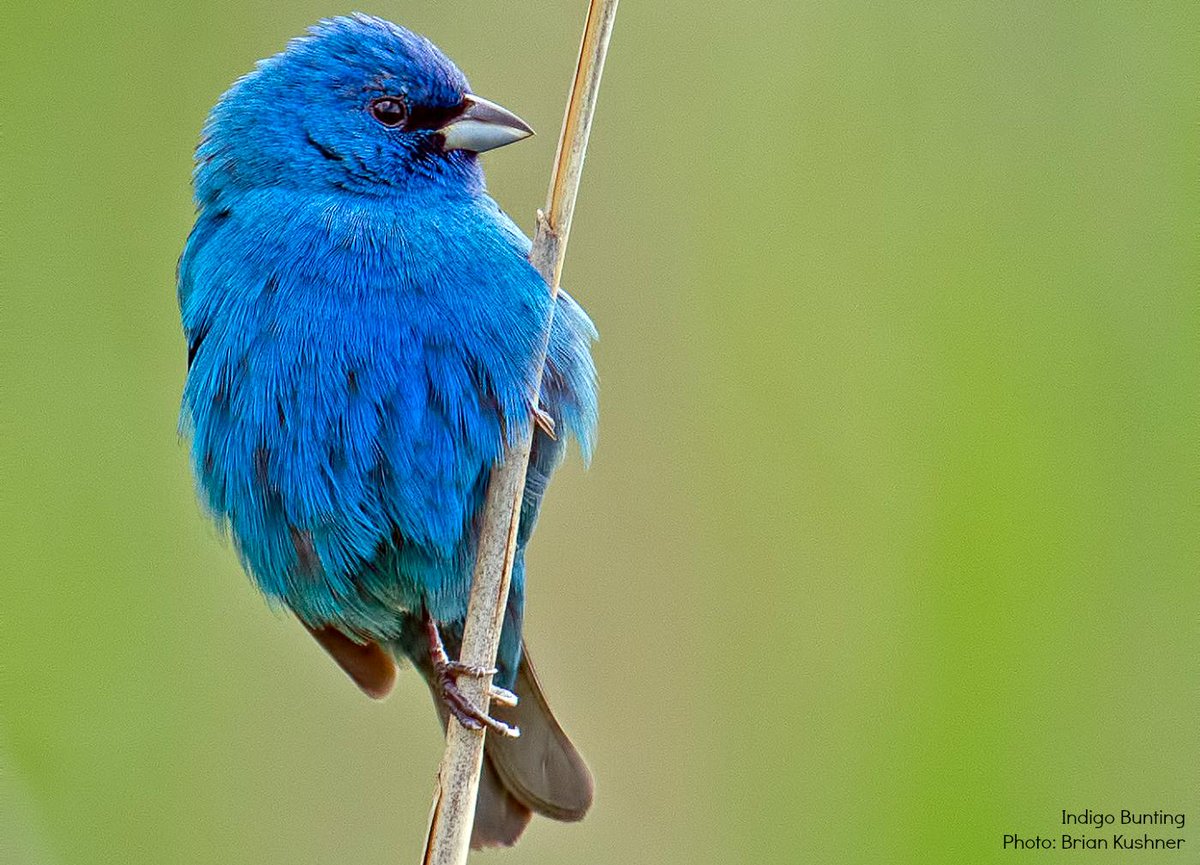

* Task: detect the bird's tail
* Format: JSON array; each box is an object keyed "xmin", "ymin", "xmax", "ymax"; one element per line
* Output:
[{"xmin": 420, "ymin": 641, "xmax": 594, "ymax": 848}]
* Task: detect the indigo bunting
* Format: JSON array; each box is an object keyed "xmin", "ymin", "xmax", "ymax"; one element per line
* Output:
[{"xmin": 178, "ymin": 15, "xmax": 597, "ymax": 847}]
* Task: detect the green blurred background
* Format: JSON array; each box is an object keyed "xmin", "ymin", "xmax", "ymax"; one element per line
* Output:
[{"xmin": 3, "ymin": 2, "xmax": 1197, "ymax": 863}]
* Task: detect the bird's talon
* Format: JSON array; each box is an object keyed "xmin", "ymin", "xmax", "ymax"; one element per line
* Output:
[
  {"xmin": 425, "ymin": 611, "xmax": 520, "ymax": 737},
  {"xmin": 444, "ymin": 661, "xmax": 498, "ymax": 678},
  {"xmin": 441, "ymin": 678, "xmax": 520, "ymax": 736},
  {"xmin": 489, "ymin": 685, "xmax": 519, "ymax": 707}
]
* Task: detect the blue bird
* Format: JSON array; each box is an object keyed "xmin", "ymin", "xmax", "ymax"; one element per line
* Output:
[{"xmin": 178, "ymin": 15, "xmax": 597, "ymax": 847}]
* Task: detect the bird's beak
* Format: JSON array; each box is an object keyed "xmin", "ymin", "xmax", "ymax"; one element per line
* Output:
[{"xmin": 439, "ymin": 94, "xmax": 534, "ymax": 154}]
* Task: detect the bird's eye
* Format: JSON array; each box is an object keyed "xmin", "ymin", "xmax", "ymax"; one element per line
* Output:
[{"xmin": 369, "ymin": 97, "xmax": 408, "ymax": 128}]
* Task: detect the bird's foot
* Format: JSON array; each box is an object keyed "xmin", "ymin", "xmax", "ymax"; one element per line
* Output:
[
  {"xmin": 434, "ymin": 662, "xmax": 521, "ymax": 737},
  {"xmin": 425, "ymin": 615, "xmax": 520, "ymax": 737}
]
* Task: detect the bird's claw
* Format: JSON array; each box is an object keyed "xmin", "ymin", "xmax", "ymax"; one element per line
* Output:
[
  {"xmin": 442, "ymin": 660, "xmax": 498, "ymax": 678},
  {"xmin": 435, "ymin": 661, "xmax": 521, "ymax": 737},
  {"xmin": 489, "ymin": 684, "xmax": 519, "ymax": 708},
  {"xmin": 425, "ymin": 612, "xmax": 520, "ymax": 737}
]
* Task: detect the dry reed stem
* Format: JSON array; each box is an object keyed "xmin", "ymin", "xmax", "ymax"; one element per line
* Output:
[{"xmin": 421, "ymin": 2, "xmax": 620, "ymax": 863}]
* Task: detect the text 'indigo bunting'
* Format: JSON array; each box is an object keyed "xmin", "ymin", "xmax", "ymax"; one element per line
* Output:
[{"xmin": 178, "ymin": 14, "xmax": 598, "ymax": 847}]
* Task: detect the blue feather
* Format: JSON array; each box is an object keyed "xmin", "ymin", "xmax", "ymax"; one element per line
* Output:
[{"xmin": 179, "ymin": 16, "xmax": 598, "ymax": 666}]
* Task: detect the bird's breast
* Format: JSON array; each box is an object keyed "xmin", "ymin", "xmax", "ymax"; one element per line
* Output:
[{"xmin": 181, "ymin": 189, "xmax": 554, "ymax": 634}]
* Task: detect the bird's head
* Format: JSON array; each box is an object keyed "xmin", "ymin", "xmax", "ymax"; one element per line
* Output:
[{"xmin": 195, "ymin": 14, "xmax": 533, "ymax": 201}]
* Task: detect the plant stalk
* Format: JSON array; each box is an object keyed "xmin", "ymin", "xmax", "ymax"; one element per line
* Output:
[{"xmin": 421, "ymin": 2, "xmax": 619, "ymax": 862}]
